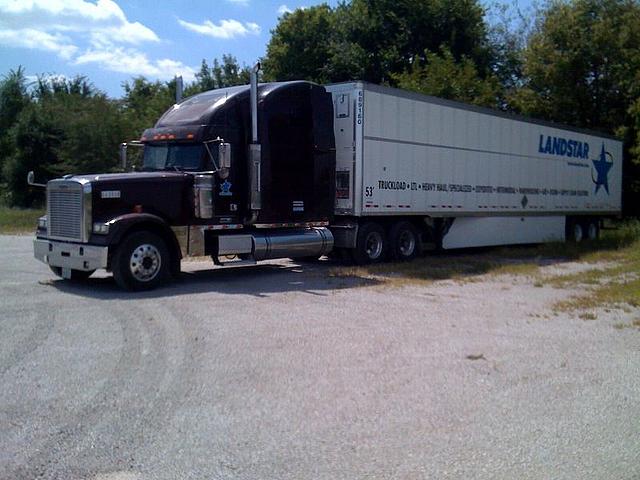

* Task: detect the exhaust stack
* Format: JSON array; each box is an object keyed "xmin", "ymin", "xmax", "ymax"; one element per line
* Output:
[{"xmin": 247, "ymin": 62, "xmax": 262, "ymax": 218}]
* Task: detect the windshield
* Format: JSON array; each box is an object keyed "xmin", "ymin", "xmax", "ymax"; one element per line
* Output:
[{"xmin": 142, "ymin": 144, "xmax": 204, "ymax": 171}]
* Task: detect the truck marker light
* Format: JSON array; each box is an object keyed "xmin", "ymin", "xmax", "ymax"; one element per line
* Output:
[
  {"xmin": 187, "ymin": 133, "xmax": 194, "ymax": 139},
  {"xmin": 133, "ymin": 205, "xmax": 143, "ymax": 213}
]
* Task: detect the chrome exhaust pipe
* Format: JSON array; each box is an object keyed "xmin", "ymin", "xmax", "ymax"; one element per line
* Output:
[
  {"xmin": 250, "ymin": 63, "xmax": 259, "ymax": 144},
  {"xmin": 247, "ymin": 62, "xmax": 262, "ymax": 223}
]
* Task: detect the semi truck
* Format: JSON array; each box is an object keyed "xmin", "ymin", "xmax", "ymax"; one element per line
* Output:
[{"xmin": 31, "ymin": 67, "xmax": 623, "ymax": 290}]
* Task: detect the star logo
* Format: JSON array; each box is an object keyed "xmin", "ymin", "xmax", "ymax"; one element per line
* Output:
[
  {"xmin": 591, "ymin": 143, "xmax": 613, "ymax": 195},
  {"xmin": 219, "ymin": 180, "xmax": 232, "ymax": 196}
]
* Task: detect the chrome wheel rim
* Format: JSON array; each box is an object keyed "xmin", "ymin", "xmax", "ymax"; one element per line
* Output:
[
  {"xmin": 398, "ymin": 230, "xmax": 416, "ymax": 257},
  {"xmin": 588, "ymin": 223, "xmax": 598, "ymax": 240},
  {"xmin": 365, "ymin": 231, "xmax": 383, "ymax": 260},
  {"xmin": 573, "ymin": 224, "xmax": 583, "ymax": 242},
  {"xmin": 130, "ymin": 243, "xmax": 161, "ymax": 282}
]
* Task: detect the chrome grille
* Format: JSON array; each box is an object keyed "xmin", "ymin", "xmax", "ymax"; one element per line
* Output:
[{"xmin": 47, "ymin": 181, "xmax": 85, "ymax": 241}]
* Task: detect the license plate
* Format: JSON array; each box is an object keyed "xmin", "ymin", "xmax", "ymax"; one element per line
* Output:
[{"xmin": 62, "ymin": 267, "xmax": 72, "ymax": 279}]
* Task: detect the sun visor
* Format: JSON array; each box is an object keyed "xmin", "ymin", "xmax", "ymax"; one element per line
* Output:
[{"xmin": 140, "ymin": 125, "xmax": 207, "ymax": 142}]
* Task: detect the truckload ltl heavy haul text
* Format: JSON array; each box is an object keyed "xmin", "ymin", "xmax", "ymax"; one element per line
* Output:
[{"xmin": 30, "ymin": 67, "xmax": 622, "ymax": 290}]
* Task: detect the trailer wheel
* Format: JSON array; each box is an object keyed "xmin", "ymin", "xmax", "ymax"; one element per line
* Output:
[
  {"xmin": 570, "ymin": 222, "xmax": 584, "ymax": 243},
  {"xmin": 586, "ymin": 220, "xmax": 600, "ymax": 241},
  {"xmin": 49, "ymin": 266, "xmax": 95, "ymax": 281},
  {"xmin": 112, "ymin": 231, "xmax": 170, "ymax": 291},
  {"xmin": 389, "ymin": 221, "xmax": 420, "ymax": 261},
  {"xmin": 352, "ymin": 222, "xmax": 386, "ymax": 265}
]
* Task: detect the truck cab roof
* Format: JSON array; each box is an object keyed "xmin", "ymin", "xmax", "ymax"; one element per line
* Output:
[{"xmin": 155, "ymin": 81, "xmax": 318, "ymax": 128}]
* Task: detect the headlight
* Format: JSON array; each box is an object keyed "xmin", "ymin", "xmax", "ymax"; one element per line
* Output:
[
  {"xmin": 92, "ymin": 222, "xmax": 110, "ymax": 235},
  {"xmin": 38, "ymin": 216, "xmax": 47, "ymax": 230}
]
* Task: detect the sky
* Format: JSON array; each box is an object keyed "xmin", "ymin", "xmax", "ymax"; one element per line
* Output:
[{"xmin": 0, "ymin": 0, "xmax": 531, "ymax": 99}]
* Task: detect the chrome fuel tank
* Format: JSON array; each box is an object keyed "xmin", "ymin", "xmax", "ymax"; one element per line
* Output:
[{"xmin": 252, "ymin": 227, "xmax": 333, "ymax": 260}]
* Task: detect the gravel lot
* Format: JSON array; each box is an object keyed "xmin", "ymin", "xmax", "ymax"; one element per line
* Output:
[{"xmin": 1, "ymin": 234, "xmax": 639, "ymax": 480}]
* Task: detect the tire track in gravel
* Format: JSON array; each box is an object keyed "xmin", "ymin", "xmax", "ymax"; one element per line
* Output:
[
  {"xmin": 99, "ymin": 301, "xmax": 208, "ymax": 477},
  {"xmin": 0, "ymin": 307, "xmax": 56, "ymax": 377},
  {"xmin": 127, "ymin": 302, "xmax": 208, "ymax": 463},
  {"xmin": 4, "ymin": 302, "xmax": 150, "ymax": 480},
  {"xmin": 35, "ymin": 300, "xmax": 205, "ymax": 480}
]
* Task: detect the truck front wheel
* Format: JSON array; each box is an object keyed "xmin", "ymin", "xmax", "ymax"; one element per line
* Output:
[
  {"xmin": 389, "ymin": 221, "xmax": 420, "ymax": 261},
  {"xmin": 352, "ymin": 222, "xmax": 386, "ymax": 265},
  {"xmin": 112, "ymin": 231, "xmax": 171, "ymax": 291}
]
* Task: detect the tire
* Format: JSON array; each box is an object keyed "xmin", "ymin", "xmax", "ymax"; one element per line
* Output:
[
  {"xmin": 112, "ymin": 231, "xmax": 171, "ymax": 291},
  {"xmin": 389, "ymin": 221, "xmax": 420, "ymax": 261},
  {"xmin": 352, "ymin": 222, "xmax": 386, "ymax": 265},
  {"xmin": 49, "ymin": 266, "xmax": 95, "ymax": 282},
  {"xmin": 569, "ymin": 221, "xmax": 584, "ymax": 243},
  {"xmin": 586, "ymin": 220, "xmax": 600, "ymax": 241}
]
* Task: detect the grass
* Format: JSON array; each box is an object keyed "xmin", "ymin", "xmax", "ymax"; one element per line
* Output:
[
  {"xmin": 0, "ymin": 206, "xmax": 44, "ymax": 234},
  {"xmin": 330, "ymin": 220, "xmax": 640, "ymax": 313},
  {"xmin": 548, "ymin": 222, "xmax": 640, "ymax": 312},
  {"xmin": 613, "ymin": 318, "xmax": 640, "ymax": 330}
]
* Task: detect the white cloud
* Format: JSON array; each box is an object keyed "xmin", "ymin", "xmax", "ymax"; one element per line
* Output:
[
  {"xmin": 226, "ymin": 0, "xmax": 249, "ymax": 5},
  {"xmin": 277, "ymin": 4, "xmax": 292, "ymax": 15},
  {"xmin": 0, "ymin": 0, "xmax": 159, "ymax": 46},
  {"xmin": 0, "ymin": 0, "xmax": 198, "ymax": 85},
  {"xmin": 75, "ymin": 47, "xmax": 196, "ymax": 83},
  {"xmin": 177, "ymin": 18, "xmax": 260, "ymax": 39},
  {"xmin": 0, "ymin": 28, "xmax": 78, "ymax": 59}
]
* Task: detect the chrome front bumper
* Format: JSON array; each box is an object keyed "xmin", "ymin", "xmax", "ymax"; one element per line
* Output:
[{"xmin": 34, "ymin": 238, "xmax": 108, "ymax": 272}]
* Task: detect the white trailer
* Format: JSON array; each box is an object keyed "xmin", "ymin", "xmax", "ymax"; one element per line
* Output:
[{"xmin": 325, "ymin": 82, "xmax": 622, "ymax": 263}]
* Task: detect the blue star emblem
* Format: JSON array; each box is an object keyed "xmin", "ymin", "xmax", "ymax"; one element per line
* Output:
[
  {"xmin": 591, "ymin": 143, "xmax": 613, "ymax": 194},
  {"xmin": 219, "ymin": 180, "xmax": 232, "ymax": 196}
]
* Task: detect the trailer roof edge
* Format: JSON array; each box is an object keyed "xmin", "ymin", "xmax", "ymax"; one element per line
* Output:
[{"xmin": 327, "ymin": 81, "xmax": 621, "ymax": 142}]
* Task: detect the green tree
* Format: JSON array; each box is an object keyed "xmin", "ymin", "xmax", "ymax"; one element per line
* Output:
[
  {"xmin": 3, "ymin": 104, "xmax": 60, "ymax": 206},
  {"xmin": 512, "ymin": 0, "xmax": 640, "ymax": 215},
  {"xmin": 263, "ymin": 0, "xmax": 492, "ymax": 85},
  {"xmin": 393, "ymin": 48, "xmax": 501, "ymax": 107},
  {"xmin": 120, "ymin": 77, "xmax": 174, "ymax": 139},
  {"xmin": 263, "ymin": 5, "xmax": 335, "ymax": 82},
  {"xmin": 4, "ymin": 75, "xmax": 126, "ymax": 206},
  {"xmin": 0, "ymin": 67, "xmax": 30, "ymax": 183},
  {"xmin": 187, "ymin": 55, "xmax": 252, "ymax": 96}
]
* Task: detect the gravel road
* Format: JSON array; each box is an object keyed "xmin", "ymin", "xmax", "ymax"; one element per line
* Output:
[{"xmin": 1, "ymin": 234, "xmax": 639, "ymax": 480}]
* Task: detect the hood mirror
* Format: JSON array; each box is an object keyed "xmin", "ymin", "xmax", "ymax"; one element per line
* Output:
[
  {"xmin": 27, "ymin": 170, "xmax": 46, "ymax": 188},
  {"xmin": 203, "ymin": 139, "xmax": 231, "ymax": 179},
  {"xmin": 217, "ymin": 143, "xmax": 231, "ymax": 179}
]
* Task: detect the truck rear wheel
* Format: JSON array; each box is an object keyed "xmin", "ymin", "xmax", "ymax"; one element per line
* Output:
[
  {"xmin": 112, "ymin": 231, "xmax": 170, "ymax": 291},
  {"xmin": 586, "ymin": 220, "xmax": 600, "ymax": 240},
  {"xmin": 352, "ymin": 222, "xmax": 386, "ymax": 265},
  {"xmin": 389, "ymin": 221, "xmax": 420, "ymax": 261}
]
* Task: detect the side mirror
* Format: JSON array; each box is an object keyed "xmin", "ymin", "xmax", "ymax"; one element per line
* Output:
[
  {"xmin": 120, "ymin": 141, "xmax": 144, "ymax": 171},
  {"xmin": 27, "ymin": 171, "xmax": 46, "ymax": 188},
  {"xmin": 218, "ymin": 143, "xmax": 231, "ymax": 179}
]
